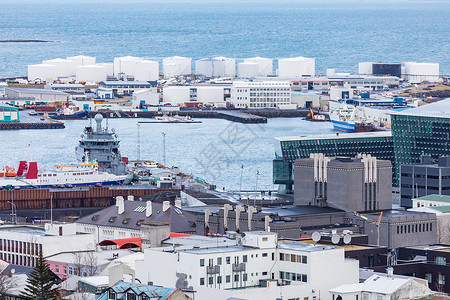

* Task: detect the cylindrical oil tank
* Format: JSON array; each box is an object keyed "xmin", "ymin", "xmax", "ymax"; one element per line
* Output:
[
  {"xmin": 163, "ymin": 56, "xmax": 192, "ymax": 78},
  {"xmin": 278, "ymin": 56, "xmax": 315, "ymax": 77},
  {"xmin": 244, "ymin": 57, "xmax": 273, "ymax": 76},
  {"xmin": 76, "ymin": 65, "xmax": 108, "ymax": 82},
  {"xmin": 113, "ymin": 56, "xmax": 142, "ymax": 77},
  {"xmin": 196, "ymin": 57, "xmax": 235, "ymax": 78},
  {"xmin": 96, "ymin": 63, "xmax": 114, "ymax": 77},
  {"xmin": 28, "ymin": 64, "xmax": 58, "ymax": 82},
  {"xmin": 67, "ymin": 55, "xmax": 96, "ymax": 68},
  {"xmin": 238, "ymin": 62, "xmax": 259, "ymax": 78},
  {"xmin": 42, "ymin": 58, "xmax": 76, "ymax": 77},
  {"xmin": 134, "ymin": 60, "xmax": 159, "ymax": 81}
]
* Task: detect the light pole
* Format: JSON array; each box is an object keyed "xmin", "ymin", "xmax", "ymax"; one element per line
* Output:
[
  {"xmin": 7, "ymin": 200, "xmax": 17, "ymax": 225},
  {"xmin": 239, "ymin": 164, "xmax": 244, "ymax": 194},
  {"xmin": 255, "ymin": 170, "xmax": 259, "ymax": 191},
  {"xmin": 137, "ymin": 123, "xmax": 141, "ymax": 161},
  {"xmin": 162, "ymin": 132, "xmax": 166, "ymax": 166}
]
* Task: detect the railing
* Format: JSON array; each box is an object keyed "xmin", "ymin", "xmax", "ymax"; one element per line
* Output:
[
  {"xmin": 232, "ymin": 263, "xmax": 246, "ymax": 272},
  {"xmin": 206, "ymin": 265, "xmax": 220, "ymax": 274}
]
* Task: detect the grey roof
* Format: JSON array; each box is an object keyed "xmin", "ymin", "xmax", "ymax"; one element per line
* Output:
[
  {"xmin": 6, "ymin": 87, "xmax": 68, "ymax": 95},
  {"xmin": 275, "ymin": 131, "xmax": 392, "ymax": 142},
  {"xmin": 261, "ymin": 205, "xmax": 344, "ymax": 217},
  {"xmin": 390, "ymin": 98, "xmax": 450, "ymax": 118},
  {"xmin": 76, "ymin": 200, "xmax": 197, "ymax": 233},
  {"xmin": 99, "ymin": 81, "xmax": 152, "ymax": 86},
  {"xmin": 278, "ymin": 241, "xmax": 336, "ymax": 252}
]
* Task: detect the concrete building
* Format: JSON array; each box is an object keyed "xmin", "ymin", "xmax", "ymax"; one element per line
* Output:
[
  {"xmin": 5, "ymin": 87, "xmax": 69, "ymax": 102},
  {"xmin": 294, "ymin": 154, "xmax": 392, "ymax": 212},
  {"xmin": 359, "ymin": 62, "xmax": 402, "ymax": 78},
  {"xmin": 329, "ymin": 76, "xmax": 400, "ymax": 91},
  {"xmin": 330, "ymin": 270, "xmax": 430, "ymax": 300},
  {"xmin": 278, "ymin": 56, "xmax": 315, "ymax": 77},
  {"xmin": 132, "ymin": 88, "xmax": 160, "ymax": 108},
  {"xmin": 290, "ymin": 78, "xmax": 330, "ymax": 91},
  {"xmin": 404, "ymin": 62, "xmax": 440, "ymax": 83},
  {"xmin": 76, "ymin": 197, "xmax": 197, "ymax": 245},
  {"xmin": 135, "ymin": 231, "xmax": 359, "ymax": 300},
  {"xmin": 400, "ymin": 155, "xmax": 450, "ymax": 208},
  {"xmin": 0, "ymin": 223, "xmax": 95, "ymax": 267},
  {"xmin": 230, "ymin": 80, "xmax": 291, "ymax": 109},
  {"xmin": 412, "ymin": 194, "xmax": 450, "ymax": 209},
  {"xmin": 291, "ymin": 91, "xmax": 320, "ymax": 108}
]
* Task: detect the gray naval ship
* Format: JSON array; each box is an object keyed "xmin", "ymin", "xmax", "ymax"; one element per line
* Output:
[{"xmin": 76, "ymin": 113, "xmax": 132, "ymax": 182}]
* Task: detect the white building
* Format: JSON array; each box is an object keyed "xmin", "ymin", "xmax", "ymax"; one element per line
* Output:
[
  {"xmin": 163, "ymin": 86, "xmax": 190, "ymax": 104},
  {"xmin": 404, "ymin": 62, "xmax": 440, "ymax": 83},
  {"xmin": 230, "ymin": 81, "xmax": 291, "ymax": 109},
  {"xmin": 196, "ymin": 57, "xmax": 236, "ymax": 78},
  {"xmin": 196, "ymin": 85, "xmax": 227, "ymax": 107},
  {"xmin": 163, "ymin": 56, "xmax": 192, "ymax": 78},
  {"xmin": 135, "ymin": 231, "xmax": 359, "ymax": 300},
  {"xmin": 291, "ymin": 92, "xmax": 320, "ymax": 108},
  {"xmin": 27, "ymin": 63, "xmax": 58, "ymax": 82},
  {"xmin": 244, "ymin": 57, "xmax": 273, "ymax": 76},
  {"xmin": 134, "ymin": 60, "xmax": 159, "ymax": 82},
  {"xmin": 97, "ymin": 81, "xmax": 154, "ymax": 96},
  {"xmin": 5, "ymin": 87, "xmax": 69, "ymax": 102},
  {"xmin": 0, "ymin": 223, "xmax": 95, "ymax": 267},
  {"xmin": 278, "ymin": 56, "xmax": 315, "ymax": 77},
  {"xmin": 132, "ymin": 88, "xmax": 160, "ymax": 107},
  {"xmin": 330, "ymin": 270, "xmax": 430, "ymax": 300}
]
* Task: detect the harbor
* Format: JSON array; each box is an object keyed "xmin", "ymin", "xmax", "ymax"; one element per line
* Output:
[{"xmin": 0, "ymin": 109, "xmax": 65, "ymax": 130}]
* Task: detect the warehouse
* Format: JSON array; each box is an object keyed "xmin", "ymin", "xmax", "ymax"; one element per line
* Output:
[
  {"xmin": 4, "ymin": 87, "xmax": 69, "ymax": 102},
  {"xmin": 0, "ymin": 104, "xmax": 19, "ymax": 122},
  {"xmin": 404, "ymin": 62, "xmax": 440, "ymax": 83}
]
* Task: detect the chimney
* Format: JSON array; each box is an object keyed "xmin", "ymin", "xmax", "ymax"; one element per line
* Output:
[
  {"xmin": 116, "ymin": 196, "xmax": 124, "ymax": 207},
  {"xmin": 127, "ymin": 195, "xmax": 134, "ymax": 201},
  {"xmin": 146, "ymin": 201, "xmax": 152, "ymax": 217},
  {"xmin": 175, "ymin": 200, "xmax": 182, "ymax": 209},
  {"xmin": 118, "ymin": 197, "xmax": 125, "ymax": 215},
  {"xmin": 163, "ymin": 201, "xmax": 170, "ymax": 212},
  {"xmin": 386, "ymin": 267, "xmax": 394, "ymax": 279}
]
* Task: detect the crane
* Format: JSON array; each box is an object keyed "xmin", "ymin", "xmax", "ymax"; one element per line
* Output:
[{"xmin": 353, "ymin": 211, "xmax": 383, "ymax": 246}]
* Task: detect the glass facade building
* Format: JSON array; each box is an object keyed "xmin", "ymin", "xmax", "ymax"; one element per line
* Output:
[{"xmin": 273, "ymin": 132, "xmax": 394, "ymax": 193}]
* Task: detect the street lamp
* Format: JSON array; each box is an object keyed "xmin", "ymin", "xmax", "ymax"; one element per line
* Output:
[
  {"xmin": 239, "ymin": 164, "xmax": 244, "ymax": 194},
  {"xmin": 7, "ymin": 201, "xmax": 17, "ymax": 225}
]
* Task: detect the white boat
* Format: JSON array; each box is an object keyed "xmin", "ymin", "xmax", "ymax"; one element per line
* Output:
[
  {"xmin": 0, "ymin": 161, "xmax": 129, "ymax": 188},
  {"xmin": 329, "ymin": 102, "xmax": 374, "ymax": 133}
]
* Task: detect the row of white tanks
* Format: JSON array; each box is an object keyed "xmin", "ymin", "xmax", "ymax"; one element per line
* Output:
[{"xmin": 28, "ymin": 55, "xmax": 316, "ymax": 83}]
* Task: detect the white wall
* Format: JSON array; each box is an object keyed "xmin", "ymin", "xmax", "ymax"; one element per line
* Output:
[
  {"xmin": 163, "ymin": 56, "xmax": 192, "ymax": 78},
  {"xmin": 278, "ymin": 57, "xmax": 315, "ymax": 77},
  {"xmin": 163, "ymin": 86, "xmax": 190, "ymax": 104},
  {"xmin": 42, "ymin": 58, "xmax": 76, "ymax": 77},
  {"xmin": 359, "ymin": 62, "xmax": 373, "ymax": 75},
  {"xmin": 238, "ymin": 63, "xmax": 259, "ymax": 78},
  {"xmin": 76, "ymin": 65, "xmax": 108, "ymax": 82},
  {"xmin": 404, "ymin": 62, "xmax": 439, "ymax": 83},
  {"xmin": 28, "ymin": 64, "xmax": 58, "ymax": 82},
  {"xmin": 134, "ymin": 60, "xmax": 159, "ymax": 82},
  {"xmin": 196, "ymin": 86, "xmax": 225, "ymax": 105},
  {"xmin": 133, "ymin": 89, "xmax": 159, "ymax": 107},
  {"xmin": 67, "ymin": 55, "xmax": 96, "ymax": 68}
]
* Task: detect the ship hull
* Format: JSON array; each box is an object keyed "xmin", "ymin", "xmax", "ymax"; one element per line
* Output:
[
  {"xmin": 0, "ymin": 178, "xmax": 128, "ymax": 188},
  {"xmin": 331, "ymin": 120, "xmax": 357, "ymax": 133},
  {"xmin": 51, "ymin": 111, "xmax": 88, "ymax": 120}
]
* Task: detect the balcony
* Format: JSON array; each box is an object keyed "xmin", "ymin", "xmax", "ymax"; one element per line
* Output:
[
  {"xmin": 232, "ymin": 263, "xmax": 246, "ymax": 272},
  {"xmin": 206, "ymin": 265, "xmax": 220, "ymax": 274}
]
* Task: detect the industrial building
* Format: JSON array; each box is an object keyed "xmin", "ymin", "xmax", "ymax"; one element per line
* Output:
[
  {"xmin": 391, "ymin": 99, "xmax": 450, "ymax": 196},
  {"xmin": 132, "ymin": 88, "xmax": 160, "ymax": 107},
  {"xmin": 135, "ymin": 231, "xmax": 359, "ymax": 300},
  {"xmin": 290, "ymin": 78, "xmax": 330, "ymax": 91},
  {"xmin": 359, "ymin": 62, "xmax": 402, "ymax": 78},
  {"xmin": 0, "ymin": 104, "xmax": 19, "ymax": 122},
  {"xmin": 294, "ymin": 154, "xmax": 392, "ymax": 212},
  {"xmin": 163, "ymin": 56, "xmax": 192, "ymax": 78},
  {"xmin": 195, "ymin": 57, "xmax": 236, "ymax": 78},
  {"xmin": 400, "ymin": 155, "xmax": 450, "ymax": 208},
  {"xmin": 230, "ymin": 80, "xmax": 291, "ymax": 109},
  {"xmin": 42, "ymin": 58, "xmax": 76, "ymax": 78},
  {"xmin": 97, "ymin": 81, "xmax": 155, "ymax": 96},
  {"xmin": 290, "ymin": 91, "xmax": 320, "ymax": 108},
  {"xmin": 273, "ymin": 131, "xmax": 394, "ymax": 193},
  {"xmin": 4, "ymin": 87, "xmax": 69, "ymax": 102},
  {"xmin": 278, "ymin": 56, "xmax": 315, "ymax": 77},
  {"xmin": 404, "ymin": 62, "xmax": 440, "ymax": 83}
]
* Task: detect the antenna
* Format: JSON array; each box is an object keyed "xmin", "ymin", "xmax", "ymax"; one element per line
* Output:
[
  {"xmin": 162, "ymin": 132, "xmax": 166, "ymax": 166},
  {"xmin": 312, "ymin": 231, "xmax": 321, "ymax": 243},
  {"xmin": 331, "ymin": 234, "xmax": 340, "ymax": 244},
  {"xmin": 343, "ymin": 234, "xmax": 352, "ymax": 244}
]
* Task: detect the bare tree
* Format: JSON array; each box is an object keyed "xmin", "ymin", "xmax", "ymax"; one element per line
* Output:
[
  {"xmin": 72, "ymin": 253, "xmax": 84, "ymax": 277},
  {"xmin": 435, "ymin": 272, "xmax": 444, "ymax": 293},
  {"xmin": 0, "ymin": 269, "xmax": 18, "ymax": 300},
  {"xmin": 82, "ymin": 252, "xmax": 98, "ymax": 277},
  {"xmin": 437, "ymin": 221, "xmax": 450, "ymax": 244}
]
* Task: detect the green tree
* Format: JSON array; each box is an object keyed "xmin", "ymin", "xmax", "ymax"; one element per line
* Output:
[{"xmin": 19, "ymin": 252, "xmax": 59, "ymax": 300}]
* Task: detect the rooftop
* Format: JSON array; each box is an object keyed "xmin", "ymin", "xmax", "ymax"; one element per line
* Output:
[
  {"xmin": 0, "ymin": 225, "xmax": 45, "ymax": 236},
  {"xmin": 99, "ymin": 81, "xmax": 153, "ymax": 86},
  {"xmin": 100, "ymin": 280, "xmax": 177, "ymax": 300},
  {"xmin": 278, "ymin": 241, "xmax": 336, "ymax": 252},
  {"xmin": 275, "ymin": 131, "xmax": 392, "ymax": 142},
  {"xmin": 6, "ymin": 87, "xmax": 68, "ymax": 95},
  {"xmin": 390, "ymin": 98, "xmax": 450, "ymax": 119},
  {"xmin": 260, "ymin": 205, "xmax": 344, "ymax": 217},
  {"xmin": 413, "ymin": 194, "xmax": 450, "ymax": 203}
]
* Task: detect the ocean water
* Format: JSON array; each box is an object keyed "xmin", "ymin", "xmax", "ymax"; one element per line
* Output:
[
  {"xmin": 0, "ymin": 1, "xmax": 449, "ymax": 78},
  {"xmin": 0, "ymin": 118, "xmax": 333, "ymax": 191}
]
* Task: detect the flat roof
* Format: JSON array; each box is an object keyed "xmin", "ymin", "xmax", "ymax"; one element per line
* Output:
[
  {"xmin": 391, "ymin": 99, "xmax": 450, "ymax": 119},
  {"xmin": 6, "ymin": 87, "xmax": 67, "ymax": 95},
  {"xmin": 275, "ymin": 131, "xmax": 392, "ymax": 142},
  {"xmin": 261, "ymin": 205, "xmax": 343, "ymax": 217},
  {"xmin": 0, "ymin": 225, "xmax": 45, "ymax": 236},
  {"xmin": 99, "ymin": 81, "xmax": 152, "ymax": 85},
  {"xmin": 293, "ymin": 239, "xmax": 373, "ymax": 251},
  {"xmin": 183, "ymin": 245, "xmax": 246, "ymax": 254},
  {"xmin": 430, "ymin": 206, "xmax": 450, "ymax": 213},
  {"xmin": 278, "ymin": 241, "xmax": 336, "ymax": 252},
  {"xmin": 414, "ymin": 194, "xmax": 450, "ymax": 203}
]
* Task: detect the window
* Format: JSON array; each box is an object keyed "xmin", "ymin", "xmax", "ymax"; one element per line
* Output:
[
  {"xmin": 126, "ymin": 293, "xmax": 136, "ymax": 300},
  {"xmin": 200, "ymin": 259, "xmax": 205, "ymax": 267},
  {"xmin": 439, "ymin": 274, "xmax": 446, "ymax": 285},
  {"xmin": 243, "ymin": 255, "xmax": 247, "ymax": 262},
  {"xmin": 262, "ymin": 237, "xmax": 268, "ymax": 241},
  {"xmin": 302, "ymin": 274, "xmax": 307, "ymax": 282},
  {"xmin": 376, "ymin": 295, "xmax": 383, "ymax": 300},
  {"xmin": 209, "ymin": 277, "xmax": 214, "ymax": 285},
  {"xmin": 209, "ymin": 259, "xmax": 214, "ymax": 266},
  {"xmin": 217, "ymin": 257, "xmax": 222, "ymax": 265},
  {"xmin": 435, "ymin": 256, "xmax": 446, "ymax": 265},
  {"xmin": 226, "ymin": 275, "xmax": 231, "ymax": 283},
  {"xmin": 217, "ymin": 276, "xmax": 222, "ymax": 284},
  {"xmin": 280, "ymin": 253, "xmax": 284, "ymax": 261},
  {"xmin": 262, "ymin": 271, "xmax": 268, "ymax": 276},
  {"xmin": 63, "ymin": 266, "xmax": 67, "ymax": 274},
  {"xmin": 243, "ymin": 274, "xmax": 248, "ymax": 281},
  {"xmin": 226, "ymin": 257, "xmax": 231, "ymax": 264},
  {"xmin": 272, "ymin": 253, "xmax": 275, "ymax": 260},
  {"xmin": 200, "ymin": 278, "xmax": 205, "ymax": 285},
  {"xmin": 302, "ymin": 256, "xmax": 307, "ymax": 264},
  {"xmin": 55, "ymin": 265, "xmax": 59, "ymax": 273},
  {"xmin": 362, "ymin": 294, "xmax": 369, "ymax": 300},
  {"xmin": 234, "ymin": 274, "xmax": 239, "ymax": 282},
  {"xmin": 108, "ymin": 291, "xmax": 116, "ymax": 300},
  {"xmin": 425, "ymin": 273, "xmax": 432, "ymax": 283}
]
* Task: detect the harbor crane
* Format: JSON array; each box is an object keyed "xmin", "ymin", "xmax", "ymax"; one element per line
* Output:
[{"xmin": 353, "ymin": 211, "xmax": 383, "ymax": 246}]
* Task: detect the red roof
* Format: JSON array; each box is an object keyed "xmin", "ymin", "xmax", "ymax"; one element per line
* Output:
[
  {"xmin": 169, "ymin": 232, "xmax": 193, "ymax": 237},
  {"xmin": 99, "ymin": 237, "xmax": 141, "ymax": 249}
]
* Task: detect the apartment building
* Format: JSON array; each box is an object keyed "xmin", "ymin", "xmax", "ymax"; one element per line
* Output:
[{"xmin": 231, "ymin": 81, "xmax": 291, "ymax": 109}]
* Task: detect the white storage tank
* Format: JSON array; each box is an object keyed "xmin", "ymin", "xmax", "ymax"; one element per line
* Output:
[
  {"xmin": 278, "ymin": 56, "xmax": 315, "ymax": 77},
  {"xmin": 196, "ymin": 57, "xmax": 235, "ymax": 78},
  {"xmin": 76, "ymin": 64, "xmax": 108, "ymax": 82},
  {"xmin": 163, "ymin": 56, "xmax": 192, "ymax": 78},
  {"xmin": 162, "ymin": 86, "xmax": 190, "ymax": 104},
  {"xmin": 113, "ymin": 56, "xmax": 142, "ymax": 77},
  {"xmin": 67, "ymin": 55, "xmax": 96, "ymax": 68},
  {"xmin": 28, "ymin": 64, "xmax": 58, "ymax": 82},
  {"xmin": 134, "ymin": 60, "xmax": 159, "ymax": 81},
  {"xmin": 359, "ymin": 62, "xmax": 373, "ymax": 75},
  {"xmin": 404, "ymin": 62, "xmax": 439, "ymax": 83},
  {"xmin": 96, "ymin": 63, "xmax": 114, "ymax": 77},
  {"xmin": 238, "ymin": 62, "xmax": 259, "ymax": 78},
  {"xmin": 244, "ymin": 57, "xmax": 273, "ymax": 76},
  {"xmin": 326, "ymin": 68, "xmax": 336, "ymax": 77},
  {"xmin": 42, "ymin": 58, "xmax": 76, "ymax": 77}
]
